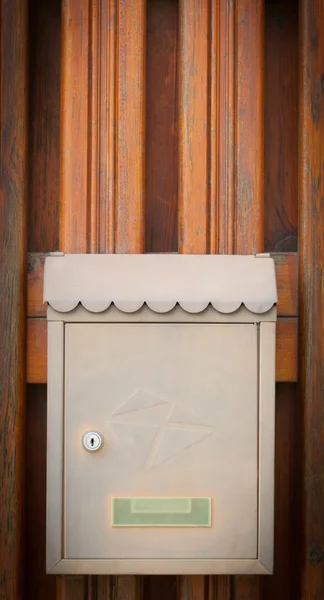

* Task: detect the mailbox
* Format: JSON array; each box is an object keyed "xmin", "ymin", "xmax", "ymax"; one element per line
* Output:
[{"xmin": 44, "ymin": 253, "xmax": 277, "ymax": 575}]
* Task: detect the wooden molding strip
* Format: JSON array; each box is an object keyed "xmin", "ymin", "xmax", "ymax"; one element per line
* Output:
[
  {"xmin": 27, "ymin": 252, "xmax": 298, "ymax": 319},
  {"xmin": 27, "ymin": 317, "xmax": 298, "ymax": 384}
]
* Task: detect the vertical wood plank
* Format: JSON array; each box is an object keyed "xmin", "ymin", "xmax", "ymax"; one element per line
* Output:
[
  {"xmin": 61, "ymin": 0, "xmax": 90, "ymax": 252},
  {"xmin": 116, "ymin": 0, "xmax": 146, "ymax": 253},
  {"xmin": 299, "ymin": 1, "xmax": 324, "ymax": 597},
  {"xmin": 263, "ymin": 384, "xmax": 300, "ymax": 600},
  {"xmin": 59, "ymin": 3, "xmax": 93, "ymax": 595},
  {"xmin": 264, "ymin": 0, "xmax": 298, "ymax": 253},
  {"xmin": 26, "ymin": 386, "xmax": 56, "ymax": 600},
  {"xmin": 179, "ymin": 0, "xmax": 209, "ymax": 254},
  {"xmin": 28, "ymin": 0, "xmax": 61, "ymax": 253},
  {"xmin": 145, "ymin": 0, "xmax": 179, "ymax": 253},
  {"xmin": 211, "ymin": 1, "xmax": 235, "ymax": 595},
  {"xmin": 178, "ymin": 2, "xmax": 209, "ymax": 596},
  {"xmin": 0, "ymin": 1, "xmax": 28, "ymax": 598},
  {"xmin": 99, "ymin": 0, "xmax": 117, "ymax": 254},
  {"xmin": 60, "ymin": 0, "xmax": 118, "ymax": 255},
  {"xmin": 232, "ymin": 1, "xmax": 264, "ymax": 598},
  {"xmin": 143, "ymin": 576, "xmax": 177, "ymax": 600},
  {"xmin": 108, "ymin": 6, "xmax": 146, "ymax": 599},
  {"xmin": 234, "ymin": 0, "xmax": 264, "ymax": 255},
  {"xmin": 111, "ymin": 576, "xmax": 143, "ymax": 600},
  {"xmin": 177, "ymin": 576, "xmax": 206, "ymax": 600},
  {"xmin": 211, "ymin": 0, "xmax": 235, "ymax": 255},
  {"xmin": 144, "ymin": 6, "xmax": 178, "ymax": 596},
  {"xmin": 57, "ymin": 576, "xmax": 90, "ymax": 600}
]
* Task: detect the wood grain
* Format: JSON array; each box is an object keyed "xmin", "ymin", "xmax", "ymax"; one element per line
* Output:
[
  {"xmin": 28, "ymin": 0, "xmax": 61, "ymax": 253},
  {"xmin": 57, "ymin": 576, "xmax": 90, "ymax": 600},
  {"xmin": 145, "ymin": 0, "xmax": 179, "ymax": 253},
  {"xmin": 299, "ymin": 1, "xmax": 324, "ymax": 597},
  {"xmin": 27, "ymin": 320, "xmax": 48, "ymax": 385},
  {"xmin": 99, "ymin": 0, "xmax": 117, "ymax": 254},
  {"xmin": 61, "ymin": 0, "xmax": 91, "ymax": 253},
  {"xmin": 61, "ymin": 0, "xmax": 146, "ymax": 254},
  {"xmin": 0, "ymin": 1, "xmax": 27, "ymax": 598},
  {"xmin": 179, "ymin": 0, "xmax": 209, "ymax": 254},
  {"xmin": 276, "ymin": 319, "xmax": 298, "ymax": 383},
  {"xmin": 177, "ymin": 576, "xmax": 206, "ymax": 600},
  {"xmin": 60, "ymin": 0, "xmax": 118, "ymax": 254},
  {"xmin": 234, "ymin": 0, "xmax": 264, "ymax": 255},
  {"xmin": 116, "ymin": 0, "xmax": 146, "ymax": 254},
  {"xmin": 264, "ymin": 0, "xmax": 298, "ymax": 253},
  {"xmin": 27, "ymin": 253, "xmax": 47, "ymax": 318},
  {"xmin": 272, "ymin": 252, "xmax": 298, "ymax": 317},
  {"xmin": 211, "ymin": 0, "xmax": 235, "ymax": 255}
]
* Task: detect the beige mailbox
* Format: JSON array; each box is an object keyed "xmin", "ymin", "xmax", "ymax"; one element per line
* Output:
[{"xmin": 44, "ymin": 253, "xmax": 277, "ymax": 576}]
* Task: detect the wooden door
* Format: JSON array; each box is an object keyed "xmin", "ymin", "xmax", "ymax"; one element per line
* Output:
[{"xmin": 1, "ymin": 0, "xmax": 324, "ymax": 599}]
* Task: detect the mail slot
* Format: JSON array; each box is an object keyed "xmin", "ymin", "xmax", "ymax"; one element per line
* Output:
[{"xmin": 44, "ymin": 253, "xmax": 277, "ymax": 575}]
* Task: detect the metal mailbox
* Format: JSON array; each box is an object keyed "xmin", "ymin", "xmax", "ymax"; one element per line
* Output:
[{"xmin": 44, "ymin": 253, "xmax": 277, "ymax": 575}]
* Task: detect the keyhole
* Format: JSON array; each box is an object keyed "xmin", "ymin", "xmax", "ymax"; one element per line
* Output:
[{"xmin": 82, "ymin": 431, "xmax": 103, "ymax": 452}]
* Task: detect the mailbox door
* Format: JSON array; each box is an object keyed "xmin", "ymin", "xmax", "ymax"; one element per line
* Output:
[{"xmin": 64, "ymin": 323, "xmax": 258, "ymax": 560}]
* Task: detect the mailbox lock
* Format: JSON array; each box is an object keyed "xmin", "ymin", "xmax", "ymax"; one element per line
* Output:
[{"xmin": 82, "ymin": 431, "xmax": 103, "ymax": 452}]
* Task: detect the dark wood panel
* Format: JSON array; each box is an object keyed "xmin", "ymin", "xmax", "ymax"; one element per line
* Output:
[
  {"xmin": 0, "ymin": 1, "xmax": 28, "ymax": 598},
  {"xmin": 264, "ymin": 0, "xmax": 298, "ymax": 252},
  {"xmin": 263, "ymin": 384, "xmax": 300, "ymax": 600},
  {"xmin": 144, "ymin": 5, "xmax": 179, "ymax": 581},
  {"xmin": 25, "ymin": 386, "xmax": 56, "ymax": 600},
  {"xmin": 299, "ymin": 1, "xmax": 324, "ymax": 597},
  {"xmin": 143, "ymin": 576, "xmax": 178, "ymax": 600},
  {"xmin": 28, "ymin": 0, "xmax": 61, "ymax": 252},
  {"xmin": 145, "ymin": 0, "xmax": 179, "ymax": 253},
  {"xmin": 57, "ymin": 576, "xmax": 90, "ymax": 599}
]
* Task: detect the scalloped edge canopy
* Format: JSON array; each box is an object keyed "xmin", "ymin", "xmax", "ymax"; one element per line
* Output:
[{"xmin": 43, "ymin": 253, "xmax": 277, "ymax": 315}]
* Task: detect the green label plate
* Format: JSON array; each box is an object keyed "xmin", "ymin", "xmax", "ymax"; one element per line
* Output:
[{"xmin": 111, "ymin": 497, "xmax": 211, "ymax": 527}]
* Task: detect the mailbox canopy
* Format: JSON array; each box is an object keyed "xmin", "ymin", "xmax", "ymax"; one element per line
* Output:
[{"xmin": 44, "ymin": 253, "xmax": 277, "ymax": 317}]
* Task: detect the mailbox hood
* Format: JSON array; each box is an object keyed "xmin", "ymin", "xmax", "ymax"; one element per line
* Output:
[{"xmin": 44, "ymin": 253, "xmax": 277, "ymax": 315}]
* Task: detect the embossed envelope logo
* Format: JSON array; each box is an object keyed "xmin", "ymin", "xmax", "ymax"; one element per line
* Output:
[{"xmin": 107, "ymin": 390, "xmax": 212, "ymax": 470}]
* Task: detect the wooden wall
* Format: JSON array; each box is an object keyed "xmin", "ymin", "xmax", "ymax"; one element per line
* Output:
[{"xmin": 1, "ymin": 0, "xmax": 323, "ymax": 598}]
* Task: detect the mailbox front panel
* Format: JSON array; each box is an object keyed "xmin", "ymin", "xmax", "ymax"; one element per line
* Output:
[{"xmin": 64, "ymin": 323, "xmax": 258, "ymax": 560}]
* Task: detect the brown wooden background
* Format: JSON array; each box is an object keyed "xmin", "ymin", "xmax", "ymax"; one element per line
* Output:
[{"xmin": 1, "ymin": 0, "xmax": 323, "ymax": 598}]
